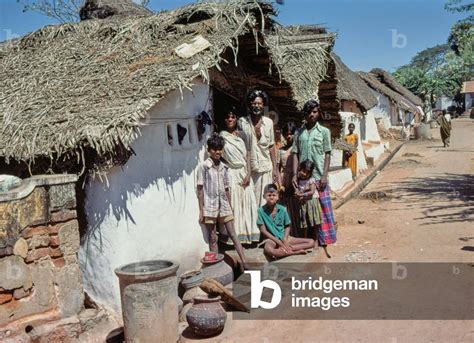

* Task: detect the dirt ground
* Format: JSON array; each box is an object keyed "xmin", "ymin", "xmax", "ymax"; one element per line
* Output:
[{"xmin": 182, "ymin": 118, "xmax": 474, "ymax": 343}]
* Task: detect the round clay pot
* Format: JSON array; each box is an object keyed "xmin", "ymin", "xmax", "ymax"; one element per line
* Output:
[
  {"xmin": 182, "ymin": 286, "xmax": 207, "ymax": 305},
  {"xmin": 201, "ymin": 255, "xmax": 233, "ymax": 286},
  {"xmin": 179, "ymin": 303, "xmax": 193, "ymax": 323},
  {"xmin": 186, "ymin": 296, "xmax": 227, "ymax": 337},
  {"xmin": 181, "ymin": 270, "xmax": 203, "ymax": 290}
]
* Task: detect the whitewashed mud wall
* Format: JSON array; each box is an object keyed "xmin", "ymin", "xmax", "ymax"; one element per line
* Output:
[
  {"xmin": 79, "ymin": 79, "xmax": 211, "ymax": 314},
  {"xmin": 367, "ymin": 90, "xmax": 394, "ymax": 129}
]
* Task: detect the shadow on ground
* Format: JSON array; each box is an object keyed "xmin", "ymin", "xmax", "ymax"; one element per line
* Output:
[{"xmin": 391, "ymin": 173, "xmax": 474, "ymax": 225}]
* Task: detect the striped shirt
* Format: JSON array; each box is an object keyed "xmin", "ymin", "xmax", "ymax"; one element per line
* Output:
[{"xmin": 197, "ymin": 158, "xmax": 233, "ymax": 218}]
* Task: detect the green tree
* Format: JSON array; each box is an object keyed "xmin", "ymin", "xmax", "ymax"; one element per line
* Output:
[
  {"xmin": 394, "ymin": 1, "xmax": 473, "ymax": 109},
  {"xmin": 444, "ymin": 0, "xmax": 473, "ymax": 55}
]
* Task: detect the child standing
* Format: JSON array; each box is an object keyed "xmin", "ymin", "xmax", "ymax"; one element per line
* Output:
[
  {"xmin": 257, "ymin": 183, "xmax": 314, "ymax": 259},
  {"xmin": 294, "ymin": 160, "xmax": 333, "ymax": 257},
  {"xmin": 293, "ymin": 160, "xmax": 322, "ymax": 241},
  {"xmin": 197, "ymin": 133, "xmax": 249, "ymax": 269}
]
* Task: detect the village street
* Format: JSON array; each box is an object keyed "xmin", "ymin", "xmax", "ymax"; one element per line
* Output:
[
  {"xmin": 182, "ymin": 117, "xmax": 474, "ymax": 342},
  {"xmin": 332, "ymin": 117, "xmax": 473, "ymax": 264}
]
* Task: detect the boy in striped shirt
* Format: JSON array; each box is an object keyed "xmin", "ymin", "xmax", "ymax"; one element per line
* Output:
[{"xmin": 197, "ymin": 133, "xmax": 248, "ymax": 269}]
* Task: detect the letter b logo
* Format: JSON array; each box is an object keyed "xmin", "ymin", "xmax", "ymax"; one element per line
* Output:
[{"xmin": 245, "ymin": 271, "xmax": 282, "ymax": 309}]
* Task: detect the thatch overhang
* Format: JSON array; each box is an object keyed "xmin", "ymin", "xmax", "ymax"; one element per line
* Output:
[
  {"xmin": 208, "ymin": 23, "xmax": 335, "ymax": 122},
  {"xmin": 266, "ymin": 25, "xmax": 335, "ymax": 107},
  {"xmin": 0, "ymin": 0, "xmax": 334, "ymax": 169},
  {"xmin": 370, "ymin": 68, "xmax": 423, "ymax": 107},
  {"xmin": 331, "ymin": 53, "xmax": 377, "ymax": 112},
  {"xmin": 358, "ymin": 71, "xmax": 417, "ymax": 113}
]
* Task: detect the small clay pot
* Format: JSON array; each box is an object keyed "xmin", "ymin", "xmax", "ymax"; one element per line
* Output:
[
  {"xmin": 186, "ymin": 296, "xmax": 226, "ymax": 337},
  {"xmin": 179, "ymin": 303, "xmax": 193, "ymax": 323},
  {"xmin": 181, "ymin": 270, "xmax": 203, "ymax": 290},
  {"xmin": 182, "ymin": 286, "xmax": 207, "ymax": 305},
  {"xmin": 201, "ymin": 257, "xmax": 233, "ymax": 286}
]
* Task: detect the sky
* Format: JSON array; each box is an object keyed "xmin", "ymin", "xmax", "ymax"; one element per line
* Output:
[{"xmin": 0, "ymin": 0, "xmax": 466, "ymax": 72}]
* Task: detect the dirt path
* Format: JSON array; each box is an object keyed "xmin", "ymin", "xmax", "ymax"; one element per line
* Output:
[
  {"xmin": 332, "ymin": 117, "xmax": 474, "ymax": 263},
  {"xmin": 182, "ymin": 118, "xmax": 474, "ymax": 343}
]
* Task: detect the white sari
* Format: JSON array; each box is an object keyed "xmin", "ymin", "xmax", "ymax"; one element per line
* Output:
[{"xmin": 220, "ymin": 131, "xmax": 260, "ymax": 244}]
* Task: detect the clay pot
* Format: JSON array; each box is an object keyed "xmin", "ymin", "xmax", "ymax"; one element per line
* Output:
[
  {"xmin": 179, "ymin": 303, "xmax": 193, "ymax": 322},
  {"xmin": 201, "ymin": 254, "xmax": 233, "ymax": 286},
  {"xmin": 182, "ymin": 286, "xmax": 207, "ymax": 305},
  {"xmin": 115, "ymin": 260, "xmax": 179, "ymax": 343},
  {"xmin": 181, "ymin": 270, "xmax": 204, "ymax": 290},
  {"xmin": 186, "ymin": 296, "xmax": 226, "ymax": 337}
]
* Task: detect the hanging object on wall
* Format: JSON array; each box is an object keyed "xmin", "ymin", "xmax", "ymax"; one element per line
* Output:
[
  {"xmin": 177, "ymin": 124, "xmax": 188, "ymax": 145},
  {"xmin": 196, "ymin": 111, "xmax": 213, "ymax": 141}
]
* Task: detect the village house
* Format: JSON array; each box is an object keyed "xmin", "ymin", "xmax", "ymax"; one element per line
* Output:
[
  {"xmin": 461, "ymin": 80, "xmax": 474, "ymax": 113},
  {"xmin": 0, "ymin": 0, "xmax": 337, "ymax": 316},
  {"xmin": 358, "ymin": 69, "xmax": 425, "ymax": 155},
  {"xmin": 323, "ymin": 53, "xmax": 378, "ymax": 190}
]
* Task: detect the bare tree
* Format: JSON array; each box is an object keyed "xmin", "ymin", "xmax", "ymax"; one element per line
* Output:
[{"xmin": 17, "ymin": 0, "xmax": 151, "ymax": 23}]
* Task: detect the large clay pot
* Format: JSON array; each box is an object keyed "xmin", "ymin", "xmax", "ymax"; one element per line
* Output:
[
  {"xmin": 186, "ymin": 296, "xmax": 227, "ymax": 337},
  {"xmin": 201, "ymin": 254, "xmax": 233, "ymax": 286},
  {"xmin": 115, "ymin": 260, "xmax": 179, "ymax": 343},
  {"xmin": 414, "ymin": 123, "xmax": 430, "ymax": 139}
]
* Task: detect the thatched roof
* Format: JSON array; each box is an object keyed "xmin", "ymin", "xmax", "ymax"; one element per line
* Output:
[
  {"xmin": 370, "ymin": 68, "xmax": 423, "ymax": 107},
  {"xmin": 358, "ymin": 71, "xmax": 417, "ymax": 112},
  {"xmin": 266, "ymin": 25, "xmax": 335, "ymax": 107},
  {"xmin": 79, "ymin": 0, "xmax": 153, "ymax": 20},
  {"xmin": 0, "ymin": 0, "xmax": 333, "ymax": 166},
  {"xmin": 332, "ymin": 53, "xmax": 377, "ymax": 112}
]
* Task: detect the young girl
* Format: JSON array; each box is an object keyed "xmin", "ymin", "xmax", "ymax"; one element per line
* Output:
[
  {"xmin": 293, "ymin": 160, "xmax": 322, "ymax": 241},
  {"xmin": 343, "ymin": 123, "xmax": 358, "ymax": 178}
]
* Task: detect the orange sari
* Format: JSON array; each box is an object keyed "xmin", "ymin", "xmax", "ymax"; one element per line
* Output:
[{"xmin": 344, "ymin": 134, "xmax": 358, "ymax": 177}]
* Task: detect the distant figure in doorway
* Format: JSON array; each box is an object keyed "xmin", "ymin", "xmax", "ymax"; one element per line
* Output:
[
  {"xmin": 278, "ymin": 121, "xmax": 299, "ymax": 235},
  {"xmin": 343, "ymin": 123, "xmax": 358, "ymax": 177},
  {"xmin": 238, "ymin": 90, "xmax": 281, "ymax": 206},
  {"xmin": 257, "ymin": 184, "xmax": 314, "ymax": 260},
  {"xmin": 437, "ymin": 110, "xmax": 452, "ymax": 147},
  {"xmin": 197, "ymin": 133, "xmax": 249, "ymax": 269}
]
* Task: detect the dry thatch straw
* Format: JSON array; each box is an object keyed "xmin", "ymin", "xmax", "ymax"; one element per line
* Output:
[
  {"xmin": 0, "ymin": 0, "xmax": 333, "ymax": 170},
  {"xmin": 332, "ymin": 53, "xmax": 377, "ymax": 112},
  {"xmin": 333, "ymin": 138, "xmax": 357, "ymax": 152},
  {"xmin": 265, "ymin": 24, "xmax": 335, "ymax": 106},
  {"xmin": 370, "ymin": 68, "xmax": 423, "ymax": 107},
  {"xmin": 79, "ymin": 0, "xmax": 153, "ymax": 21},
  {"xmin": 358, "ymin": 71, "xmax": 418, "ymax": 113}
]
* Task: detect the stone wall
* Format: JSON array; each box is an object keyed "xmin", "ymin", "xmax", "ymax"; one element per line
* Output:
[{"xmin": 0, "ymin": 174, "xmax": 84, "ymax": 340}]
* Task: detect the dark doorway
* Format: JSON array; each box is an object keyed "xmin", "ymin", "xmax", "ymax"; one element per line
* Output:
[{"xmin": 212, "ymin": 88, "xmax": 244, "ymax": 132}]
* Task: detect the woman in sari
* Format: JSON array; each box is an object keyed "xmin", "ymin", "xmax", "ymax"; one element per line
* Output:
[
  {"xmin": 343, "ymin": 123, "xmax": 358, "ymax": 178},
  {"xmin": 436, "ymin": 110, "xmax": 452, "ymax": 147},
  {"xmin": 220, "ymin": 108, "xmax": 260, "ymax": 244}
]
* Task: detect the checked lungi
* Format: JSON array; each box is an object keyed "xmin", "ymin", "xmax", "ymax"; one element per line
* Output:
[{"xmin": 316, "ymin": 181, "xmax": 337, "ymax": 245}]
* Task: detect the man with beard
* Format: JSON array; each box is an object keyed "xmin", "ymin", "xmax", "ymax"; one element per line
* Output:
[{"xmin": 238, "ymin": 90, "xmax": 281, "ymax": 206}]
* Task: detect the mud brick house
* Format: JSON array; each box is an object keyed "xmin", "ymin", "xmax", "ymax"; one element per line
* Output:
[{"xmin": 0, "ymin": 0, "xmax": 337, "ymax": 314}]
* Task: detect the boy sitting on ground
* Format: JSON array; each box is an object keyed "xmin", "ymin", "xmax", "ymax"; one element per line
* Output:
[{"xmin": 257, "ymin": 184, "xmax": 315, "ymax": 259}]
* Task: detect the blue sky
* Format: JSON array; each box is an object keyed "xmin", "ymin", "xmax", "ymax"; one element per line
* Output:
[{"xmin": 0, "ymin": 0, "xmax": 466, "ymax": 71}]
